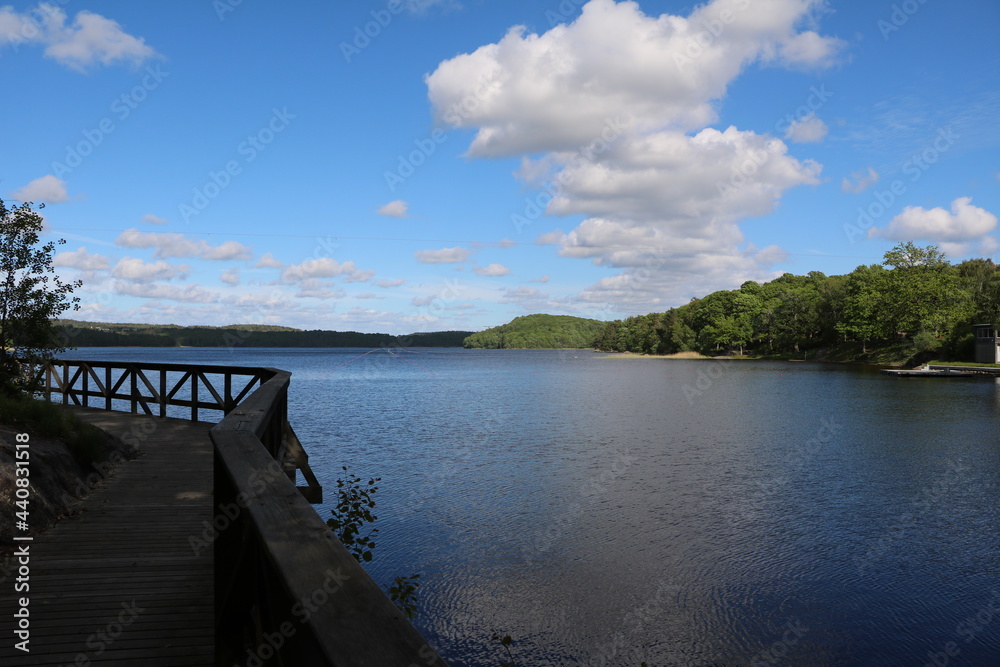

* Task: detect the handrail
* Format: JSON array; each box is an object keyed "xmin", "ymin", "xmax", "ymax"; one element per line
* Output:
[{"xmin": 36, "ymin": 358, "xmax": 445, "ymax": 665}]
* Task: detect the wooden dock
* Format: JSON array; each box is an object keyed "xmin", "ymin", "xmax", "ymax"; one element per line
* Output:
[
  {"xmin": 0, "ymin": 407, "xmax": 214, "ymax": 666},
  {"xmin": 881, "ymin": 364, "xmax": 1000, "ymax": 378}
]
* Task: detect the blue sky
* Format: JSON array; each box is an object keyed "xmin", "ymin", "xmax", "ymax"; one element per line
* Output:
[{"xmin": 4, "ymin": 0, "xmax": 999, "ymax": 334}]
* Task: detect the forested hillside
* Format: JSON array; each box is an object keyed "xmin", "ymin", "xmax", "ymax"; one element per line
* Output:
[
  {"xmin": 54, "ymin": 320, "xmax": 472, "ymax": 348},
  {"xmin": 594, "ymin": 243, "xmax": 999, "ymax": 363},
  {"xmin": 463, "ymin": 314, "xmax": 606, "ymax": 349}
]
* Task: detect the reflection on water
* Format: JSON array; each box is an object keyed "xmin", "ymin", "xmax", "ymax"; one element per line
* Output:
[{"xmin": 63, "ymin": 348, "xmax": 1000, "ymax": 665}]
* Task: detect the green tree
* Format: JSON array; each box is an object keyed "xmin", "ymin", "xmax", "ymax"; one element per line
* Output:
[{"xmin": 0, "ymin": 199, "xmax": 81, "ymax": 395}]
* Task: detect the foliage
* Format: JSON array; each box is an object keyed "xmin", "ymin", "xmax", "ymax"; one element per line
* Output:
[
  {"xmin": 325, "ymin": 466, "xmax": 421, "ymax": 618},
  {"xmin": 594, "ymin": 243, "xmax": 995, "ymax": 364},
  {"xmin": 52, "ymin": 319, "xmax": 472, "ymax": 348},
  {"xmin": 0, "ymin": 393, "xmax": 107, "ymax": 467},
  {"xmin": 491, "ymin": 633, "xmax": 517, "ymax": 667},
  {"xmin": 326, "ymin": 467, "xmax": 380, "ymax": 563},
  {"xmin": 387, "ymin": 574, "xmax": 421, "ymax": 619},
  {"xmin": 464, "ymin": 314, "xmax": 606, "ymax": 349},
  {"xmin": 0, "ymin": 199, "xmax": 81, "ymax": 394}
]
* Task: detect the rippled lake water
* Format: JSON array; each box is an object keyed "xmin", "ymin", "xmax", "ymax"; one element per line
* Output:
[{"xmin": 61, "ymin": 347, "xmax": 1000, "ymax": 665}]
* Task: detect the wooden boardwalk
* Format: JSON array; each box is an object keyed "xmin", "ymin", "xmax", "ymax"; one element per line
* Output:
[{"xmin": 0, "ymin": 407, "xmax": 214, "ymax": 666}]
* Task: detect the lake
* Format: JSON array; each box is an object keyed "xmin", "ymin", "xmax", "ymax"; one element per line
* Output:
[{"xmin": 58, "ymin": 347, "xmax": 1000, "ymax": 665}]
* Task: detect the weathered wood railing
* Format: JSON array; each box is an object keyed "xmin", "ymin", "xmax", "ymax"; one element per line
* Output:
[{"xmin": 38, "ymin": 359, "xmax": 445, "ymax": 666}]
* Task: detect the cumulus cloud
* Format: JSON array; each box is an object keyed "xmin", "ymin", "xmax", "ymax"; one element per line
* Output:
[
  {"xmin": 377, "ymin": 278, "xmax": 405, "ymax": 288},
  {"xmin": 11, "ymin": 174, "xmax": 69, "ymax": 203},
  {"xmin": 426, "ymin": 0, "xmax": 844, "ymax": 157},
  {"xmin": 0, "ymin": 5, "xmax": 160, "ymax": 71},
  {"xmin": 841, "ymin": 167, "xmax": 879, "ymax": 194},
  {"xmin": 115, "ymin": 229, "xmax": 252, "ymax": 261},
  {"xmin": 414, "ymin": 246, "xmax": 473, "ymax": 263},
  {"xmin": 376, "ymin": 200, "xmax": 409, "ymax": 218},
  {"xmin": 220, "ymin": 268, "xmax": 240, "ymax": 286},
  {"xmin": 473, "ymin": 263, "xmax": 510, "ymax": 276},
  {"xmin": 281, "ymin": 257, "xmax": 374, "ymax": 283},
  {"xmin": 425, "ymin": 0, "xmax": 840, "ymax": 313},
  {"xmin": 112, "ymin": 257, "xmax": 189, "ymax": 283},
  {"xmin": 873, "ymin": 197, "xmax": 998, "ymax": 242},
  {"xmin": 141, "ymin": 213, "xmax": 168, "ymax": 225},
  {"xmin": 114, "ymin": 281, "xmax": 217, "ymax": 303},
  {"xmin": 53, "ymin": 247, "xmax": 109, "ymax": 271},
  {"xmin": 254, "ymin": 252, "xmax": 284, "ymax": 268},
  {"xmin": 783, "ymin": 113, "xmax": 828, "ymax": 143},
  {"xmin": 532, "ymin": 275, "xmax": 551, "ymax": 283}
]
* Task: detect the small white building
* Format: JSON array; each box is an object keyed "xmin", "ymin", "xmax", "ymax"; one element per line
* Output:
[{"xmin": 973, "ymin": 324, "xmax": 1000, "ymax": 364}]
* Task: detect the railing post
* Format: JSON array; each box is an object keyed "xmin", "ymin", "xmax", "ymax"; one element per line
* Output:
[
  {"xmin": 82, "ymin": 363, "xmax": 89, "ymax": 408},
  {"xmin": 105, "ymin": 366, "xmax": 112, "ymax": 411},
  {"xmin": 192, "ymin": 374, "xmax": 199, "ymax": 422},
  {"xmin": 160, "ymin": 369, "xmax": 167, "ymax": 418},
  {"xmin": 130, "ymin": 366, "xmax": 138, "ymax": 414},
  {"xmin": 62, "ymin": 363, "xmax": 69, "ymax": 405}
]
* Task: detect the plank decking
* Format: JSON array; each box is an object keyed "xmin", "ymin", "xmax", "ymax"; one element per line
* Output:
[{"xmin": 0, "ymin": 406, "xmax": 214, "ymax": 666}]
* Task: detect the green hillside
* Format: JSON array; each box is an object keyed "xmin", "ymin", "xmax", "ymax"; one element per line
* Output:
[
  {"xmin": 463, "ymin": 314, "xmax": 606, "ymax": 349},
  {"xmin": 54, "ymin": 320, "xmax": 471, "ymax": 348}
]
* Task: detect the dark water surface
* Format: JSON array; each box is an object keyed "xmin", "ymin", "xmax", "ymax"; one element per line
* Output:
[{"xmin": 61, "ymin": 348, "xmax": 1000, "ymax": 665}]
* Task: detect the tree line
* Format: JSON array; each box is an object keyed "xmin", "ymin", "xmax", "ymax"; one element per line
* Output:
[{"xmin": 594, "ymin": 243, "xmax": 1000, "ymax": 362}]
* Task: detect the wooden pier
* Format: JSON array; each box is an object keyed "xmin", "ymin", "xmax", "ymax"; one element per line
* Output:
[
  {"xmin": 881, "ymin": 364, "xmax": 1000, "ymax": 378},
  {"xmin": 0, "ymin": 408, "xmax": 215, "ymax": 665},
  {"xmin": 1, "ymin": 359, "xmax": 445, "ymax": 666}
]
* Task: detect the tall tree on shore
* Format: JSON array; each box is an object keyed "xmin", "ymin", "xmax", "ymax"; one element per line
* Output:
[{"xmin": 0, "ymin": 199, "xmax": 81, "ymax": 394}]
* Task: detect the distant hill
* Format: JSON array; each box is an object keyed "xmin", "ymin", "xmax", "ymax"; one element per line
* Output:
[
  {"xmin": 463, "ymin": 314, "xmax": 606, "ymax": 349},
  {"xmin": 54, "ymin": 320, "xmax": 472, "ymax": 348}
]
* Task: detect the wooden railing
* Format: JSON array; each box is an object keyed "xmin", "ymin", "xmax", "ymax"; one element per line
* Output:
[{"xmin": 38, "ymin": 359, "xmax": 445, "ymax": 666}]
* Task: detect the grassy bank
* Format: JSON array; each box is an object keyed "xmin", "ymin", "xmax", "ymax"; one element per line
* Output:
[{"xmin": 0, "ymin": 394, "xmax": 107, "ymax": 466}]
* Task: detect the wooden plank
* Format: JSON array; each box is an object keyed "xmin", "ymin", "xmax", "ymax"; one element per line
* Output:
[{"xmin": 0, "ymin": 407, "xmax": 214, "ymax": 666}]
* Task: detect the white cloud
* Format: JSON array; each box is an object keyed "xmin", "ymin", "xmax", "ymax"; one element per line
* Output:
[
  {"xmin": 11, "ymin": 174, "xmax": 69, "ymax": 203},
  {"xmin": 141, "ymin": 213, "xmax": 168, "ymax": 225},
  {"xmin": 783, "ymin": 113, "xmax": 828, "ymax": 143},
  {"xmin": 473, "ymin": 263, "xmax": 510, "ymax": 277},
  {"xmin": 202, "ymin": 240, "xmax": 254, "ymax": 261},
  {"xmin": 220, "ymin": 268, "xmax": 240, "ymax": 286},
  {"xmin": 426, "ymin": 0, "xmax": 844, "ymax": 157},
  {"xmin": 414, "ymin": 246, "xmax": 473, "ymax": 263},
  {"xmin": 254, "ymin": 252, "xmax": 284, "ymax": 268},
  {"xmin": 281, "ymin": 257, "xmax": 373, "ymax": 283},
  {"xmin": 874, "ymin": 197, "xmax": 998, "ymax": 242},
  {"xmin": 841, "ymin": 167, "xmax": 879, "ymax": 194},
  {"xmin": 532, "ymin": 275, "xmax": 550, "ymax": 283},
  {"xmin": 376, "ymin": 200, "xmax": 409, "ymax": 218},
  {"xmin": 114, "ymin": 281, "xmax": 217, "ymax": 303},
  {"xmin": 0, "ymin": 5, "xmax": 160, "ymax": 71},
  {"xmin": 377, "ymin": 278, "xmax": 405, "ymax": 288},
  {"xmin": 425, "ymin": 0, "xmax": 839, "ymax": 314},
  {"xmin": 115, "ymin": 229, "xmax": 252, "ymax": 261},
  {"xmin": 499, "ymin": 287, "xmax": 547, "ymax": 303},
  {"xmin": 112, "ymin": 257, "xmax": 189, "ymax": 283},
  {"xmin": 53, "ymin": 247, "xmax": 109, "ymax": 271}
]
